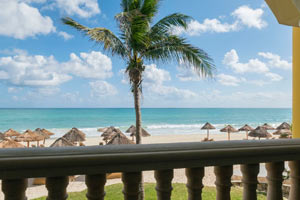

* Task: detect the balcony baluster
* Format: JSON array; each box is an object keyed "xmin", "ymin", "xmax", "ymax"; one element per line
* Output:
[
  {"xmin": 155, "ymin": 169, "xmax": 174, "ymax": 200},
  {"xmin": 85, "ymin": 174, "xmax": 107, "ymax": 200},
  {"xmin": 2, "ymin": 179, "xmax": 27, "ymax": 200},
  {"xmin": 288, "ymin": 161, "xmax": 300, "ymax": 200},
  {"xmin": 45, "ymin": 176, "xmax": 69, "ymax": 200},
  {"xmin": 122, "ymin": 172, "xmax": 142, "ymax": 200},
  {"xmin": 241, "ymin": 164, "xmax": 259, "ymax": 200},
  {"xmin": 214, "ymin": 165, "xmax": 233, "ymax": 200},
  {"xmin": 266, "ymin": 162, "xmax": 284, "ymax": 200},
  {"xmin": 185, "ymin": 167, "xmax": 204, "ymax": 200}
]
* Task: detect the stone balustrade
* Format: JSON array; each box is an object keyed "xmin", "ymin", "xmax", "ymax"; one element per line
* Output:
[{"xmin": 1, "ymin": 139, "xmax": 300, "ymax": 200}]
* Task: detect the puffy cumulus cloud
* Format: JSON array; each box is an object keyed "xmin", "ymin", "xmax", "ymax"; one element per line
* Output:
[
  {"xmin": 172, "ymin": 19, "xmax": 238, "ymax": 36},
  {"xmin": 62, "ymin": 51, "xmax": 113, "ymax": 79},
  {"xmin": 146, "ymin": 85, "xmax": 197, "ymax": 99},
  {"xmin": 176, "ymin": 67, "xmax": 201, "ymax": 81},
  {"xmin": 217, "ymin": 74, "xmax": 242, "ymax": 86},
  {"xmin": 232, "ymin": 6, "xmax": 267, "ymax": 29},
  {"xmin": 258, "ymin": 52, "xmax": 292, "ymax": 70},
  {"xmin": 172, "ymin": 5, "xmax": 266, "ymax": 36},
  {"xmin": 36, "ymin": 87, "xmax": 60, "ymax": 96},
  {"xmin": 223, "ymin": 49, "xmax": 269, "ymax": 74},
  {"xmin": 55, "ymin": 0, "xmax": 100, "ymax": 18},
  {"xmin": 0, "ymin": 0, "xmax": 55, "ymax": 39},
  {"xmin": 0, "ymin": 54, "xmax": 72, "ymax": 87},
  {"xmin": 57, "ymin": 31, "xmax": 73, "ymax": 40},
  {"xmin": 141, "ymin": 64, "xmax": 197, "ymax": 99},
  {"xmin": 143, "ymin": 64, "xmax": 171, "ymax": 85},
  {"xmin": 89, "ymin": 81, "xmax": 118, "ymax": 97},
  {"xmin": 265, "ymin": 72, "xmax": 283, "ymax": 82},
  {"xmin": 0, "ymin": 51, "xmax": 113, "ymax": 91}
]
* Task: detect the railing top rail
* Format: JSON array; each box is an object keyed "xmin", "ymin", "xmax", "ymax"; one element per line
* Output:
[{"xmin": 0, "ymin": 139, "xmax": 300, "ymax": 179}]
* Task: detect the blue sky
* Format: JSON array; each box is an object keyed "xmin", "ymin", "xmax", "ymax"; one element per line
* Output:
[{"xmin": 0, "ymin": 0, "xmax": 293, "ymax": 108}]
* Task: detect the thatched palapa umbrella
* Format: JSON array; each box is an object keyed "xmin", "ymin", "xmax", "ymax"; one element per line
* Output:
[
  {"xmin": 262, "ymin": 123, "xmax": 276, "ymax": 130},
  {"xmin": 249, "ymin": 126, "xmax": 272, "ymax": 140},
  {"xmin": 35, "ymin": 128, "xmax": 50, "ymax": 144},
  {"xmin": 0, "ymin": 139, "xmax": 25, "ymax": 148},
  {"xmin": 101, "ymin": 126, "xmax": 119, "ymax": 144},
  {"xmin": 107, "ymin": 132, "xmax": 135, "ymax": 145},
  {"xmin": 238, "ymin": 124, "xmax": 254, "ymax": 140},
  {"xmin": 201, "ymin": 122, "xmax": 216, "ymax": 140},
  {"xmin": 97, "ymin": 127, "xmax": 108, "ymax": 132},
  {"xmin": 276, "ymin": 122, "xmax": 291, "ymax": 130},
  {"xmin": 273, "ymin": 129, "xmax": 292, "ymax": 136},
  {"xmin": 16, "ymin": 129, "xmax": 44, "ymax": 147},
  {"xmin": 4, "ymin": 129, "xmax": 21, "ymax": 138},
  {"xmin": 62, "ymin": 127, "xmax": 86, "ymax": 145},
  {"xmin": 0, "ymin": 132, "xmax": 5, "ymax": 140},
  {"xmin": 126, "ymin": 125, "xmax": 151, "ymax": 141},
  {"xmin": 220, "ymin": 125, "xmax": 238, "ymax": 141},
  {"xmin": 41, "ymin": 128, "xmax": 55, "ymax": 136},
  {"xmin": 50, "ymin": 137, "xmax": 75, "ymax": 147}
]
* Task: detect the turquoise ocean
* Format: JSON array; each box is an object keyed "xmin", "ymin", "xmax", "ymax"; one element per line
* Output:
[{"xmin": 0, "ymin": 108, "xmax": 292, "ymax": 137}]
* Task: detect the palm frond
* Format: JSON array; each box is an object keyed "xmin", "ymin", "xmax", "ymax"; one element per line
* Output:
[
  {"xmin": 143, "ymin": 35, "xmax": 215, "ymax": 77},
  {"xmin": 62, "ymin": 17, "xmax": 128, "ymax": 58},
  {"xmin": 141, "ymin": 0, "xmax": 160, "ymax": 21},
  {"xmin": 150, "ymin": 13, "xmax": 191, "ymax": 38}
]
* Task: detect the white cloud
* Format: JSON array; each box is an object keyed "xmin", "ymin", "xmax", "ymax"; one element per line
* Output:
[
  {"xmin": 62, "ymin": 51, "xmax": 113, "ymax": 79},
  {"xmin": 58, "ymin": 31, "xmax": 73, "ymax": 40},
  {"xmin": 232, "ymin": 6, "xmax": 267, "ymax": 29},
  {"xmin": 0, "ymin": 51, "xmax": 113, "ymax": 92},
  {"xmin": 146, "ymin": 85, "xmax": 197, "ymax": 99},
  {"xmin": 258, "ymin": 52, "xmax": 292, "ymax": 70},
  {"xmin": 89, "ymin": 81, "xmax": 117, "ymax": 97},
  {"xmin": 223, "ymin": 49, "xmax": 269, "ymax": 74},
  {"xmin": 173, "ymin": 5, "xmax": 266, "ymax": 36},
  {"xmin": 8, "ymin": 87, "xmax": 21, "ymax": 93},
  {"xmin": 62, "ymin": 92, "xmax": 83, "ymax": 102},
  {"xmin": 265, "ymin": 72, "xmax": 283, "ymax": 82},
  {"xmin": 143, "ymin": 64, "xmax": 171, "ymax": 85},
  {"xmin": 217, "ymin": 74, "xmax": 242, "ymax": 86},
  {"xmin": 0, "ymin": 54, "xmax": 72, "ymax": 87},
  {"xmin": 141, "ymin": 64, "xmax": 196, "ymax": 99},
  {"xmin": 55, "ymin": 0, "xmax": 100, "ymax": 18},
  {"xmin": 36, "ymin": 87, "xmax": 60, "ymax": 96},
  {"xmin": 0, "ymin": 0, "xmax": 56, "ymax": 39},
  {"xmin": 176, "ymin": 67, "xmax": 201, "ymax": 81}
]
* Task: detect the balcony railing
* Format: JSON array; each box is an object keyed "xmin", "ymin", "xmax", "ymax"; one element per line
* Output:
[{"xmin": 1, "ymin": 139, "xmax": 300, "ymax": 200}]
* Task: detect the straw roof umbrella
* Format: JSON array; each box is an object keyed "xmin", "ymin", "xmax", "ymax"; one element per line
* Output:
[
  {"xmin": 50, "ymin": 137, "xmax": 75, "ymax": 147},
  {"xmin": 126, "ymin": 125, "xmax": 151, "ymax": 141},
  {"xmin": 273, "ymin": 129, "xmax": 292, "ymax": 136},
  {"xmin": 101, "ymin": 126, "xmax": 118, "ymax": 143},
  {"xmin": 238, "ymin": 124, "xmax": 254, "ymax": 140},
  {"xmin": 0, "ymin": 132, "xmax": 5, "ymax": 140},
  {"xmin": 35, "ymin": 128, "xmax": 50, "ymax": 144},
  {"xmin": 276, "ymin": 122, "xmax": 291, "ymax": 130},
  {"xmin": 262, "ymin": 123, "xmax": 276, "ymax": 130},
  {"xmin": 220, "ymin": 125, "xmax": 238, "ymax": 141},
  {"xmin": 249, "ymin": 126, "xmax": 272, "ymax": 140},
  {"xmin": 4, "ymin": 129, "xmax": 21, "ymax": 138},
  {"xmin": 41, "ymin": 128, "xmax": 55, "ymax": 136},
  {"xmin": 0, "ymin": 139, "xmax": 25, "ymax": 148},
  {"xmin": 107, "ymin": 132, "xmax": 135, "ymax": 145},
  {"xmin": 62, "ymin": 127, "xmax": 86, "ymax": 144},
  {"xmin": 201, "ymin": 122, "xmax": 216, "ymax": 140},
  {"xmin": 97, "ymin": 127, "xmax": 108, "ymax": 132},
  {"xmin": 16, "ymin": 129, "xmax": 44, "ymax": 147}
]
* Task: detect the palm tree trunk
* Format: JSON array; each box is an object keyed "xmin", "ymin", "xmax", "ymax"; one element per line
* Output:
[
  {"xmin": 133, "ymin": 82, "xmax": 144, "ymax": 200},
  {"xmin": 134, "ymin": 83, "xmax": 142, "ymax": 145}
]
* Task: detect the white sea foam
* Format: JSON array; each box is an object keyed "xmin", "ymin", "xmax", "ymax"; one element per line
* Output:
[{"xmin": 38, "ymin": 122, "xmax": 286, "ymax": 138}]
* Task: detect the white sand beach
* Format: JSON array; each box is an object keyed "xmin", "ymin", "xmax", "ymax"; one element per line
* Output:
[{"xmin": 0, "ymin": 132, "xmax": 268, "ymax": 199}]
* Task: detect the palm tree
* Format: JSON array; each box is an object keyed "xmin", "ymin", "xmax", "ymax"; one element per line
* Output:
[{"xmin": 63, "ymin": 0, "xmax": 215, "ymax": 199}]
